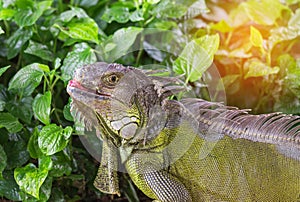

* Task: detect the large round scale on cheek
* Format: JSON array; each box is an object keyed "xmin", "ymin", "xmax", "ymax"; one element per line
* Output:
[{"xmin": 120, "ymin": 123, "xmax": 138, "ymax": 140}]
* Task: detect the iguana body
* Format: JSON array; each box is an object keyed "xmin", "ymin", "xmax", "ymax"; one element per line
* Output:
[{"xmin": 67, "ymin": 62, "xmax": 300, "ymax": 202}]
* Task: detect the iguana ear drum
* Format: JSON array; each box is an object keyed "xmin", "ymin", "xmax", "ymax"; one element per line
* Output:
[
  {"xmin": 119, "ymin": 123, "xmax": 138, "ymax": 139},
  {"xmin": 110, "ymin": 116, "xmax": 139, "ymax": 140}
]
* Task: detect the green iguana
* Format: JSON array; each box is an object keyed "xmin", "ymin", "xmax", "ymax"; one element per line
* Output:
[{"xmin": 67, "ymin": 62, "xmax": 300, "ymax": 202}]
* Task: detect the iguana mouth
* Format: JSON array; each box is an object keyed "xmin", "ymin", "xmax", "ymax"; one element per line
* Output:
[
  {"xmin": 68, "ymin": 80, "xmax": 111, "ymax": 98},
  {"xmin": 68, "ymin": 80, "xmax": 122, "ymax": 147}
]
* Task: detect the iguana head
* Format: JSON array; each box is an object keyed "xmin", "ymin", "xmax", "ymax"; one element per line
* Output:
[{"xmin": 67, "ymin": 62, "xmax": 182, "ymax": 146}]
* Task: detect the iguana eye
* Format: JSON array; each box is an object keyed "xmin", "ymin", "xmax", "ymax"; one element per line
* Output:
[
  {"xmin": 103, "ymin": 73, "xmax": 121, "ymax": 86},
  {"xmin": 109, "ymin": 75, "xmax": 118, "ymax": 83}
]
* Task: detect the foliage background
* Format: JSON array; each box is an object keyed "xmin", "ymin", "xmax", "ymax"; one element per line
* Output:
[{"xmin": 0, "ymin": 0, "xmax": 300, "ymax": 201}]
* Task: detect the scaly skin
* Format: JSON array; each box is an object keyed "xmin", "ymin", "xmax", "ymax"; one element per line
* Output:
[{"xmin": 67, "ymin": 62, "xmax": 300, "ymax": 202}]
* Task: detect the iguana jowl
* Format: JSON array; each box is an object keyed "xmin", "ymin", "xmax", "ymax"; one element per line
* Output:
[{"xmin": 67, "ymin": 62, "xmax": 300, "ymax": 202}]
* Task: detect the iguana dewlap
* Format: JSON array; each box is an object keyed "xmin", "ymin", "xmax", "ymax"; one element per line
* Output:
[{"xmin": 67, "ymin": 62, "xmax": 300, "ymax": 202}]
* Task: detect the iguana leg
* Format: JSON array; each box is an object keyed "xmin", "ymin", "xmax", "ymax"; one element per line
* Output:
[{"xmin": 125, "ymin": 152, "xmax": 192, "ymax": 202}]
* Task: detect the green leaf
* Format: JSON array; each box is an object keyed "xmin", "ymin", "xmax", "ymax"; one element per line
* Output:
[
  {"xmin": 54, "ymin": 57, "xmax": 61, "ymax": 70},
  {"xmin": 14, "ymin": 1, "xmax": 52, "ymax": 27},
  {"xmin": 56, "ymin": 7, "xmax": 89, "ymax": 23},
  {"xmin": 228, "ymin": 4, "xmax": 250, "ymax": 27},
  {"xmin": 0, "ymin": 85, "xmax": 7, "ymax": 112},
  {"xmin": 14, "ymin": 163, "xmax": 49, "ymax": 199},
  {"xmin": 38, "ymin": 124, "xmax": 72, "ymax": 155},
  {"xmin": 7, "ymin": 28, "xmax": 33, "ymax": 59},
  {"xmin": 288, "ymin": 8, "xmax": 300, "ymax": 28},
  {"xmin": 241, "ymin": 0, "xmax": 288, "ymax": 26},
  {"xmin": 269, "ymin": 9, "xmax": 300, "ymax": 48},
  {"xmin": 129, "ymin": 9, "xmax": 144, "ymax": 22},
  {"xmin": 61, "ymin": 43, "xmax": 96, "ymax": 82},
  {"xmin": 280, "ymin": 55, "xmax": 300, "ymax": 98},
  {"xmin": 0, "ymin": 112, "xmax": 22, "ymax": 133},
  {"xmin": 24, "ymin": 41, "xmax": 54, "ymax": 62},
  {"xmin": 20, "ymin": 175, "xmax": 53, "ymax": 201},
  {"xmin": 4, "ymin": 137, "xmax": 30, "ymax": 169},
  {"xmin": 32, "ymin": 91, "xmax": 51, "ymax": 125},
  {"xmin": 269, "ymin": 27, "xmax": 298, "ymax": 49},
  {"xmin": 102, "ymin": 7, "xmax": 131, "ymax": 23},
  {"xmin": 27, "ymin": 128, "xmax": 43, "ymax": 158},
  {"xmin": 147, "ymin": 0, "xmax": 160, "ymax": 4},
  {"xmin": 6, "ymin": 96, "xmax": 33, "ymax": 124},
  {"xmin": 15, "ymin": 0, "xmax": 34, "ymax": 9},
  {"xmin": 63, "ymin": 98, "xmax": 74, "ymax": 122},
  {"xmin": 0, "ymin": 171, "xmax": 22, "ymax": 201},
  {"xmin": 0, "ymin": 65, "xmax": 10, "ymax": 77},
  {"xmin": 48, "ymin": 187, "xmax": 64, "ymax": 202},
  {"xmin": 0, "ymin": 26, "xmax": 4, "ymax": 35},
  {"xmin": 0, "ymin": 145, "xmax": 7, "ymax": 179},
  {"xmin": 38, "ymin": 176, "xmax": 52, "ymax": 202},
  {"xmin": 250, "ymin": 26, "xmax": 263, "ymax": 48},
  {"xmin": 38, "ymin": 155, "xmax": 53, "ymax": 172},
  {"xmin": 274, "ymin": 90, "xmax": 300, "ymax": 114},
  {"xmin": 173, "ymin": 34, "xmax": 220, "ymax": 82},
  {"xmin": 105, "ymin": 27, "xmax": 143, "ymax": 62},
  {"xmin": 8, "ymin": 63, "xmax": 44, "ymax": 96},
  {"xmin": 0, "ymin": 8, "xmax": 16, "ymax": 20},
  {"xmin": 153, "ymin": 20, "xmax": 178, "ymax": 30},
  {"xmin": 49, "ymin": 152, "xmax": 72, "ymax": 177},
  {"xmin": 152, "ymin": 0, "xmax": 188, "ymax": 18},
  {"xmin": 123, "ymin": 175, "xmax": 139, "ymax": 202},
  {"xmin": 244, "ymin": 59, "xmax": 280, "ymax": 79},
  {"xmin": 55, "ymin": 17, "xmax": 99, "ymax": 43},
  {"xmin": 210, "ymin": 20, "xmax": 233, "ymax": 33},
  {"xmin": 217, "ymin": 75, "xmax": 240, "ymax": 95}
]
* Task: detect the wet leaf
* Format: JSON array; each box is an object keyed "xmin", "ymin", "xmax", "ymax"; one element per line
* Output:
[
  {"xmin": 210, "ymin": 20, "xmax": 233, "ymax": 33},
  {"xmin": 0, "ymin": 171, "xmax": 21, "ymax": 201},
  {"xmin": 32, "ymin": 91, "xmax": 52, "ymax": 125},
  {"xmin": 129, "ymin": 9, "xmax": 144, "ymax": 22},
  {"xmin": 288, "ymin": 8, "xmax": 300, "ymax": 28},
  {"xmin": 6, "ymin": 29, "xmax": 33, "ymax": 59},
  {"xmin": 269, "ymin": 8, "xmax": 300, "ymax": 48},
  {"xmin": 0, "ymin": 145, "xmax": 7, "ymax": 179},
  {"xmin": 174, "ymin": 34, "xmax": 219, "ymax": 82},
  {"xmin": 56, "ymin": 7, "xmax": 89, "ymax": 23},
  {"xmin": 241, "ymin": 0, "xmax": 288, "ymax": 26},
  {"xmin": 244, "ymin": 59, "xmax": 280, "ymax": 79},
  {"xmin": 250, "ymin": 26, "xmax": 263, "ymax": 48},
  {"xmin": 8, "ymin": 63, "xmax": 45, "ymax": 96},
  {"xmin": 4, "ymin": 137, "xmax": 30, "ymax": 169},
  {"xmin": 61, "ymin": 43, "xmax": 96, "ymax": 82},
  {"xmin": 105, "ymin": 27, "xmax": 143, "ymax": 62},
  {"xmin": 5, "ymin": 96, "xmax": 33, "ymax": 124},
  {"xmin": 63, "ymin": 98, "xmax": 74, "ymax": 122},
  {"xmin": 0, "ymin": 8, "xmax": 16, "ymax": 20},
  {"xmin": 14, "ymin": 1, "xmax": 52, "ymax": 27},
  {"xmin": 48, "ymin": 187, "xmax": 64, "ymax": 202},
  {"xmin": 55, "ymin": 17, "xmax": 99, "ymax": 43},
  {"xmin": 49, "ymin": 152, "xmax": 72, "ymax": 177},
  {"xmin": 38, "ymin": 124, "xmax": 72, "ymax": 155},
  {"xmin": 0, "ymin": 65, "xmax": 10, "ymax": 77},
  {"xmin": 102, "ymin": 7, "xmax": 131, "ymax": 23},
  {"xmin": 217, "ymin": 75, "xmax": 240, "ymax": 95},
  {"xmin": 0, "ymin": 113, "xmax": 22, "ymax": 133},
  {"xmin": 152, "ymin": 0, "xmax": 188, "ymax": 18},
  {"xmin": 27, "ymin": 128, "xmax": 43, "ymax": 159},
  {"xmin": 24, "ymin": 41, "xmax": 54, "ymax": 62},
  {"xmin": 14, "ymin": 163, "xmax": 48, "ymax": 199}
]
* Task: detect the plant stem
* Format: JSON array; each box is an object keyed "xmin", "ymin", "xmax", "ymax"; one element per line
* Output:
[{"xmin": 136, "ymin": 33, "xmax": 145, "ymax": 66}]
